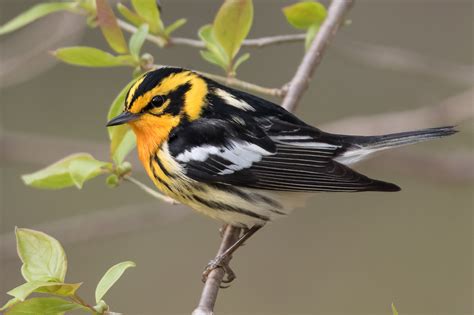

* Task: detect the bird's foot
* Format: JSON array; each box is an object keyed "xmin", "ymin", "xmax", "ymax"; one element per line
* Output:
[
  {"xmin": 219, "ymin": 224, "xmax": 228, "ymax": 238},
  {"xmin": 201, "ymin": 254, "xmax": 236, "ymax": 287}
]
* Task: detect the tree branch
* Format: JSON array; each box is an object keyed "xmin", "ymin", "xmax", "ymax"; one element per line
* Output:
[
  {"xmin": 281, "ymin": 0, "xmax": 353, "ymax": 111},
  {"xmin": 193, "ymin": 1, "xmax": 354, "ymax": 314}
]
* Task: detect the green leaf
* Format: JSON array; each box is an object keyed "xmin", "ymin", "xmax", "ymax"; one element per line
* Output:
[
  {"xmin": 213, "ymin": 0, "xmax": 253, "ymax": 60},
  {"xmin": 131, "ymin": 0, "xmax": 163, "ymax": 34},
  {"xmin": 164, "ymin": 18, "xmax": 187, "ymax": 36},
  {"xmin": 200, "ymin": 51, "xmax": 226, "ymax": 68},
  {"xmin": 54, "ymin": 47, "xmax": 132, "ymax": 68},
  {"xmin": 283, "ymin": 1, "xmax": 327, "ymax": 30},
  {"xmin": 96, "ymin": 0, "xmax": 128, "ymax": 54},
  {"xmin": 107, "ymin": 80, "xmax": 137, "ymax": 164},
  {"xmin": 22, "ymin": 153, "xmax": 110, "ymax": 190},
  {"xmin": 0, "ymin": 2, "xmax": 77, "ymax": 35},
  {"xmin": 7, "ymin": 281, "xmax": 81, "ymax": 301},
  {"xmin": 198, "ymin": 25, "xmax": 228, "ymax": 69},
  {"xmin": 15, "ymin": 228, "xmax": 67, "ymax": 283},
  {"xmin": 117, "ymin": 2, "xmax": 146, "ymax": 27},
  {"xmin": 117, "ymin": 3, "xmax": 146, "ymax": 27},
  {"xmin": 304, "ymin": 23, "xmax": 319, "ymax": 50},
  {"xmin": 129, "ymin": 24, "xmax": 149, "ymax": 58},
  {"xmin": 232, "ymin": 52, "xmax": 250, "ymax": 73},
  {"xmin": 1, "ymin": 298, "xmax": 20, "ymax": 312},
  {"xmin": 95, "ymin": 261, "xmax": 136, "ymax": 303},
  {"xmin": 5, "ymin": 297, "xmax": 83, "ymax": 315},
  {"xmin": 392, "ymin": 303, "xmax": 399, "ymax": 315},
  {"xmin": 112, "ymin": 129, "xmax": 136, "ymax": 165},
  {"xmin": 69, "ymin": 158, "xmax": 110, "ymax": 189}
]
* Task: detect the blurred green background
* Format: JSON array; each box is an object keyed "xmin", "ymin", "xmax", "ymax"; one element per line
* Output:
[{"xmin": 1, "ymin": 1, "xmax": 472, "ymax": 314}]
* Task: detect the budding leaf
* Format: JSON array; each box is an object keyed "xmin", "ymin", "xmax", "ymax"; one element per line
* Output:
[
  {"xmin": 15, "ymin": 228, "xmax": 67, "ymax": 283},
  {"xmin": 164, "ymin": 18, "xmax": 187, "ymax": 36},
  {"xmin": 232, "ymin": 52, "xmax": 250, "ymax": 73},
  {"xmin": 129, "ymin": 24, "xmax": 149, "ymax": 58},
  {"xmin": 213, "ymin": 0, "xmax": 253, "ymax": 60},
  {"xmin": 198, "ymin": 24, "xmax": 228, "ymax": 70},
  {"xmin": 0, "ymin": 2, "xmax": 77, "ymax": 35},
  {"xmin": 117, "ymin": 3, "xmax": 146, "ymax": 27},
  {"xmin": 95, "ymin": 261, "xmax": 136, "ymax": 303},
  {"xmin": 96, "ymin": 0, "xmax": 128, "ymax": 54},
  {"xmin": 54, "ymin": 47, "xmax": 133, "ymax": 68},
  {"xmin": 131, "ymin": 0, "xmax": 163, "ymax": 34},
  {"xmin": 392, "ymin": 303, "xmax": 399, "ymax": 315},
  {"xmin": 283, "ymin": 1, "xmax": 327, "ymax": 30},
  {"xmin": 22, "ymin": 153, "xmax": 110, "ymax": 189},
  {"xmin": 107, "ymin": 81, "xmax": 137, "ymax": 165},
  {"xmin": 7, "ymin": 281, "xmax": 81, "ymax": 302},
  {"xmin": 5, "ymin": 297, "xmax": 83, "ymax": 315}
]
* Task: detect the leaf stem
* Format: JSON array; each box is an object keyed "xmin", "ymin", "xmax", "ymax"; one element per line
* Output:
[{"xmin": 123, "ymin": 176, "xmax": 178, "ymax": 204}]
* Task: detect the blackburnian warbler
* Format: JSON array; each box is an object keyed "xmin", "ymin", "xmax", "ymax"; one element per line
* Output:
[
  {"xmin": 107, "ymin": 67, "xmax": 455, "ymax": 280},
  {"xmin": 107, "ymin": 67, "xmax": 455, "ymax": 226}
]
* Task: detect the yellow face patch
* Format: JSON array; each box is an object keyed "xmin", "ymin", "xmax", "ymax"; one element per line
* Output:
[
  {"xmin": 126, "ymin": 75, "xmax": 146, "ymax": 109},
  {"xmin": 127, "ymin": 71, "xmax": 208, "ymax": 120}
]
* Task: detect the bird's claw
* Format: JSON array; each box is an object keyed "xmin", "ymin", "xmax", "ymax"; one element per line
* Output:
[{"xmin": 201, "ymin": 254, "xmax": 236, "ymax": 287}]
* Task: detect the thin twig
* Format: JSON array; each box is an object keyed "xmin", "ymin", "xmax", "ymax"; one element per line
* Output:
[
  {"xmin": 193, "ymin": 1, "xmax": 354, "ymax": 314},
  {"xmin": 281, "ymin": 0, "xmax": 354, "ymax": 111},
  {"xmin": 118, "ymin": 18, "xmax": 306, "ymax": 49},
  {"xmin": 123, "ymin": 176, "xmax": 178, "ymax": 204}
]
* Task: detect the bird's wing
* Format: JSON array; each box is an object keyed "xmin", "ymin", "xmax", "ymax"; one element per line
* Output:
[{"xmin": 168, "ymin": 117, "xmax": 399, "ymax": 192}]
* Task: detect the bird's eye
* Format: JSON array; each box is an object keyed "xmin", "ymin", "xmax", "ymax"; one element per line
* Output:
[{"xmin": 151, "ymin": 95, "xmax": 166, "ymax": 108}]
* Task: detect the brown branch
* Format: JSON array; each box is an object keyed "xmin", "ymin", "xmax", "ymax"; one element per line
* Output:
[
  {"xmin": 282, "ymin": 0, "xmax": 354, "ymax": 111},
  {"xmin": 192, "ymin": 225, "xmax": 241, "ymax": 315},
  {"xmin": 192, "ymin": 1, "xmax": 354, "ymax": 314}
]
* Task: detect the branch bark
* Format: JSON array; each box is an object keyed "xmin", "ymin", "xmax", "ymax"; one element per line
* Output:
[
  {"xmin": 192, "ymin": 1, "xmax": 354, "ymax": 314},
  {"xmin": 282, "ymin": 0, "xmax": 354, "ymax": 112}
]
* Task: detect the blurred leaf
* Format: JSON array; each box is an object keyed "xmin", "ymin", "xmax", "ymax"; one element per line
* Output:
[
  {"xmin": 69, "ymin": 158, "xmax": 110, "ymax": 189},
  {"xmin": 117, "ymin": 3, "xmax": 146, "ymax": 27},
  {"xmin": 0, "ymin": 2, "xmax": 77, "ymax": 35},
  {"xmin": 1, "ymin": 298, "xmax": 19, "ymax": 312},
  {"xmin": 22, "ymin": 153, "xmax": 110, "ymax": 190},
  {"xmin": 200, "ymin": 51, "xmax": 225, "ymax": 68},
  {"xmin": 54, "ymin": 47, "xmax": 132, "ymax": 68},
  {"xmin": 5, "ymin": 297, "xmax": 83, "ymax": 315},
  {"xmin": 95, "ymin": 261, "xmax": 136, "ymax": 303},
  {"xmin": 304, "ymin": 23, "xmax": 319, "ymax": 50},
  {"xmin": 198, "ymin": 25, "xmax": 228, "ymax": 70},
  {"xmin": 112, "ymin": 130, "xmax": 136, "ymax": 165},
  {"xmin": 131, "ymin": 0, "xmax": 163, "ymax": 34},
  {"xmin": 107, "ymin": 81, "xmax": 137, "ymax": 164},
  {"xmin": 164, "ymin": 18, "xmax": 187, "ymax": 36},
  {"xmin": 213, "ymin": 0, "xmax": 253, "ymax": 59},
  {"xmin": 7, "ymin": 282, "xmax": 81, "ymax": 301},
  {"xmin": 96, "ymin": 0, "xmax": 128, "ymax": 54},
  {"xmin": 129, "ymin": 24, "xmax": 149, "ymax": 58},
  {"xmin": 392, "ymin": 303, "xmax": 399, "ymax": 315},
  {"xmin": 232, "ymin": 52, "xmax": 250, "ymax": 73},
  {"xmin": 106, "ymin": 174, "xmax": 119, "ymax": 187},
  {"xmin": 15, "ymin": 228, "xmax": 67, "ymax": 283},
  {"xmin": 283, "ymin": 1, "xmax": 327, "ymax": 30}
]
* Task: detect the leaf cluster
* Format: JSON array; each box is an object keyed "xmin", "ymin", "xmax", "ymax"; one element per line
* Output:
[{"xmin": 1, "ymin": 228, "xmax": 135, "ymax": 314}]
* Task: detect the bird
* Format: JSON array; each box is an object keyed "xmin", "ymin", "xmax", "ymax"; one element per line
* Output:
[{"xmin": 107, "ymin": 66, "xmax": 456, "ymax": 281}]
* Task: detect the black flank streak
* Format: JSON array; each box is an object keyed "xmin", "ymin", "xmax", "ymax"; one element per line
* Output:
[{"xmin": 192, "ymin": 195, "xmax": 269, "ymax": 221}]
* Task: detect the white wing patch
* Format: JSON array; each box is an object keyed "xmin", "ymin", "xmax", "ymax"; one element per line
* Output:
[
  {"xmin": 271, "ymin": 135, "xmax": 341, "ymax": 150},
  {"xmin": 215, "ymin": 88, "xmax": 255, "ymax": 111},
  {"xmin": 176, "ymin": 140, "xmax": 273, "ymax": 175}
]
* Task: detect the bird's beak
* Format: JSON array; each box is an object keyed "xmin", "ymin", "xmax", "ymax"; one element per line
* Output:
[{"xmin": 106, "ymin": 112, "xmax": 140, "ymax": 126}]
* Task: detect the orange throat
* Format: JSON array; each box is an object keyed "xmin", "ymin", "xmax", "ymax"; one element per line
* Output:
[{"xmin": 129, "ymin": 114, "xmax": 180, "ymax": 173}]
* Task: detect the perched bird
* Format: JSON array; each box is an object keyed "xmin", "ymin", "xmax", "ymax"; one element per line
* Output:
[{"xmin": 107, "ymin": 67, "xmax": 455, "ymax": 279}]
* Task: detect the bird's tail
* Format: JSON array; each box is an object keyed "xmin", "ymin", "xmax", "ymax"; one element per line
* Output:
[{"xmin": 335, "ymin": 126, "xmax": 457, "ymax": 165}]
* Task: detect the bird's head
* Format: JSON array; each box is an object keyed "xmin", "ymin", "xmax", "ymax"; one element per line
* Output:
[{"xmin": 106, "ymin": 67, "xmax": 208, "ymax": 138}]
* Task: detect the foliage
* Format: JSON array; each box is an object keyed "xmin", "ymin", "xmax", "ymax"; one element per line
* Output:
[
  {"xmin": 1, "ymin": 228, "xmax": 135, "ymax": 314},
  {"xmin": 283, "ymin": 0, "xmax": 327, "ymax": 50}
]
